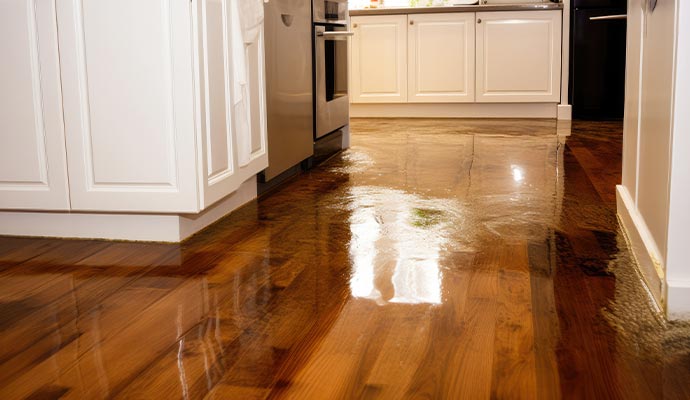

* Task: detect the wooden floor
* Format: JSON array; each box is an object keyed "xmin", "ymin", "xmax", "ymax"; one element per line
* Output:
[{"xmin": 1, "ymin": 119, "xmax": 689, "ymax": 399}]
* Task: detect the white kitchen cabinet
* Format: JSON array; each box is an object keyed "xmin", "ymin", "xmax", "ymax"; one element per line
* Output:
[
  {"xmin": 1, "ymin": 0, "xmax": 267, "ymax": 237},
  {"xmin": 351, "ymin": 9, "xmax": 563, "ymax": 108},
  {"xmin": 351, "ymin": 15, "xmax": 408, "ymax": 103},
  {"xmin": 51, "ymin": 0, "xmax": 267, "ymax": 213},
  {"xmin": 408, "ymin": 13, "xmax": 475, "ymax": 103},
  {"xmin": 0, "ymin": 0, "xmax": 267, "ymax": 240},
  {"xmin": 475, "ymin": 10, "xmax": 562, "ymax": 103},
  {"xmin": 0, "ymin": 0, "xmax": 70, "ymax": 210}
]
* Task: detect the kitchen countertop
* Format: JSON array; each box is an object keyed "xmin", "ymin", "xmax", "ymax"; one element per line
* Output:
[{"xmin": 349, "ymin": 2, "xmax": 563, "ymax": 16}]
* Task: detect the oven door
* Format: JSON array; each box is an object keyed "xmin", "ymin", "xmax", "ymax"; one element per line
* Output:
[{"xmin": 314, "ymin": 24, "xmax": 352, "ymax": 139}]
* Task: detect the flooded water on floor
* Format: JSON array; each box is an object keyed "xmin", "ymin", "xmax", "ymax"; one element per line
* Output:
[
  {"xmin": 318, "ymin": 119, "xmax": 690, "ymax": 398},
  {"xmin": 0, "ymin": 118, "xmax": 688, "ymax": 399}
]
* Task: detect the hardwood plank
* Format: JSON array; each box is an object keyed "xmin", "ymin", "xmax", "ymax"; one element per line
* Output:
[
  {"xmin": 528, "ymin": 239, "xmax": 562, "ymax": 400},
  {"xmin": 491, "ymin": 244, "xmax": 538, "ymax": 399},
  {"xmin": 442, "ymin": 252, "xmax": 500, "ymax": 400},
  {"xmin": 114, "ymin": 251, "xmax": 312, "ymax": 399}
]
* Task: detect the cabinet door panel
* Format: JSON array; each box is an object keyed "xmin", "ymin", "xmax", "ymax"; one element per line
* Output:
[
  {"xmin": 57, "ymin": 0, "xmax": 198, "ymax": 212},
  {"xmin": 194, "ymin": 0, "xmax": 267, "ymax": 208},
  {"xmin": 239, "ymin": 31, "xmax": 269, "ymax": 179},
  {"xmin": 194, "ymin": 0, "xmax": 240, "ymax": 208},
  {"xmin": 351, "ymin": 15, "xmax": 407, "ymax": 103},
  {"xmin": 408, "ymin": 13, "xmax": 475, "ymax": 103},
  {"xmin": 476, "ymin": 10, "xmax": 561, "ymax": 103},
  {"xmin": 0, "ymin": 0, "xmax": 70, "ymax": 210}
]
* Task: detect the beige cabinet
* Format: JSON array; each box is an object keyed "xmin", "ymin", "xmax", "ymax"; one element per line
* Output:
[
  {"xmin": 350, "ymin": 15, "xmax": 408, "ymax": 103},
  {"xmin": 0, "ymin": 0, "xmax": 70, "ymax": 210},
  {"xmin": 408, "ymin": 13, "xmax": 475, "ymax": 103},
  {"xmin": 475, "ymin": 10, "xmax": 562, "ymax": 103}
]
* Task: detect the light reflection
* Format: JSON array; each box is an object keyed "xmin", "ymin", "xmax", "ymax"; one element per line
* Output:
[
  {"xmin": 511, "ymin": 165, "xmax": 525, "ymax": 183},
  {"xmin": 348, "ymin": 187, "xmax": 456, "ymax": 305},
  {"xmin": 390, "ymin": 258, "xmax": 442, "ymax": 304},
  {"xmin": 349, "ymin": 204, "xmax": 381, "ymax": 300}
]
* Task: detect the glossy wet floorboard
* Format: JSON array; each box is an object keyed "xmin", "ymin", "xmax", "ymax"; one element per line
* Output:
[{"xmin": 1, "ymin": 119, "xmax": 689, "ymax": 399}]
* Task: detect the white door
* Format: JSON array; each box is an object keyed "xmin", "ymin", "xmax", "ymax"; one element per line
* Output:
[
  {"xmin": 0, "ymin": 0, "xmax": 70, "ymax": 210},
  {"xmin": 476, "ymin": 10, "xmax": 562, "ymax": 103},
  {"xmin": 56, "ymin": 0, "xmax": 199, "ymax": 213},
  {"xmin": 351, "ymin": 15, "xmax": 408, "ymax": 103},
  {"xmin": 408, "ymin": 13, "xmax": 475, "ymax": 103}
]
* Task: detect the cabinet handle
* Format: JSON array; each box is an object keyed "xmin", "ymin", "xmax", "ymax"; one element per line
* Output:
[
  {"xmin": 649, "ymin": 0, "xmax": 658, "ymax": 12},
  {"xmin": 477, "ymin": 18, "xmax": 482, "ymax": 23},
  {"xmin": 318, "ymin": 31, "xmax": 355, "ymax": 40},
  {"xmin": 353, "ymin": 23, "xmax": 358, "ymax": 28},
  {"xmin": 589, "ymin": 14, "xmax": 627, "ymax": 20},
  {"xmin": 410, "ymin": 20, "xmax": 414, "ymax": 25}
]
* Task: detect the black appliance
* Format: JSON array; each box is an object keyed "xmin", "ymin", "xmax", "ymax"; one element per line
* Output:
[{"xmin": 569, "ymin": 0, "xmax": 627, "ymax": 120}]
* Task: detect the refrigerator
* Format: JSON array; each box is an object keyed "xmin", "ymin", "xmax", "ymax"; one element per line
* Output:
[{"xmin": 569, "ymin": 0, "xmax": 628, "ymax": 120}]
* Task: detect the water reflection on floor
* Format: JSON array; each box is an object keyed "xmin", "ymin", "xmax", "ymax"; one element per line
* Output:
[
  {"xmin": 0, "ymin": 118, "xmax": 688, "ymax": 399},
  {"xmin": 347, "ymin": 186, "xmax": 456, "ymax": 304}
]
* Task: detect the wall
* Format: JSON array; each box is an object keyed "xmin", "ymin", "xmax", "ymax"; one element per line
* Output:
[
  {"xmin": 618, "ymin": 0, "xmax": 690, "ymax": 319},
  {"xmin": 666, "ymin": 0, "xmax": 690, "ymax": 318}
]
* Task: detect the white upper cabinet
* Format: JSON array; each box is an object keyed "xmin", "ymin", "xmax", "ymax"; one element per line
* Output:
[
  {"xmin": 0, "ymin": 0, "xmax": 70, "ymax": 210},
  {"xmin": 351, "ymin": 15, "xmax": 408, "ymax": 103},
  {"xmin": 57, "ymin": 0, "xmax": 199, "ymax": 213},
  {"xmin": 408, "ymin": 13, "xmax": 475, "ymax": 103},
  {"xmin": 476, "ymin": 10, "xmax": 562, "ymax": 102}
]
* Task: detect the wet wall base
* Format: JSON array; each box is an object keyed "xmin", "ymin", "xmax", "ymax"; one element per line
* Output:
[
  {"xmin": 616, "ymin": 185, "xmax": 667, "ymax": 314},
  {"xmin": 668, "ymin": 285, "xmax": 690, "ymax": 320}
]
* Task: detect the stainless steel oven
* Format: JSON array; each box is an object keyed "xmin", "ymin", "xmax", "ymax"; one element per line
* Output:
[
  {"xmin": 313, "ymin": 0, "xmax": 351, "ymax": 139},
  {"xmin": 314, "ymin": 24, "xmax": 351, "ymax": 139}
]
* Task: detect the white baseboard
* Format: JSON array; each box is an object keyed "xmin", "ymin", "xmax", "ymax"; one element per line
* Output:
[
  {"xmin": 557, "ymin": 104, "xmax": 572, "ymax": 120},
  {"xmin": 616, "ymin": 185, "xmax": 667, "ymax": 310},
  {"xmin": 0, "ymin": 212, "xmax": 183, "ymax": 242},
  {"xmin": 0, "ymin": 177, "xmax": 257, "ymax": 243},
  {"xmin": 178, "ymin": 177, "xmax": 257, "ymax": 240},
  {"xmin": 350, "ymin": 103, "xmax": 558, "ymax": 119},
  {"xmin": 668, "ymin": 281, "xmax": 690, "ymax": 320}
]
